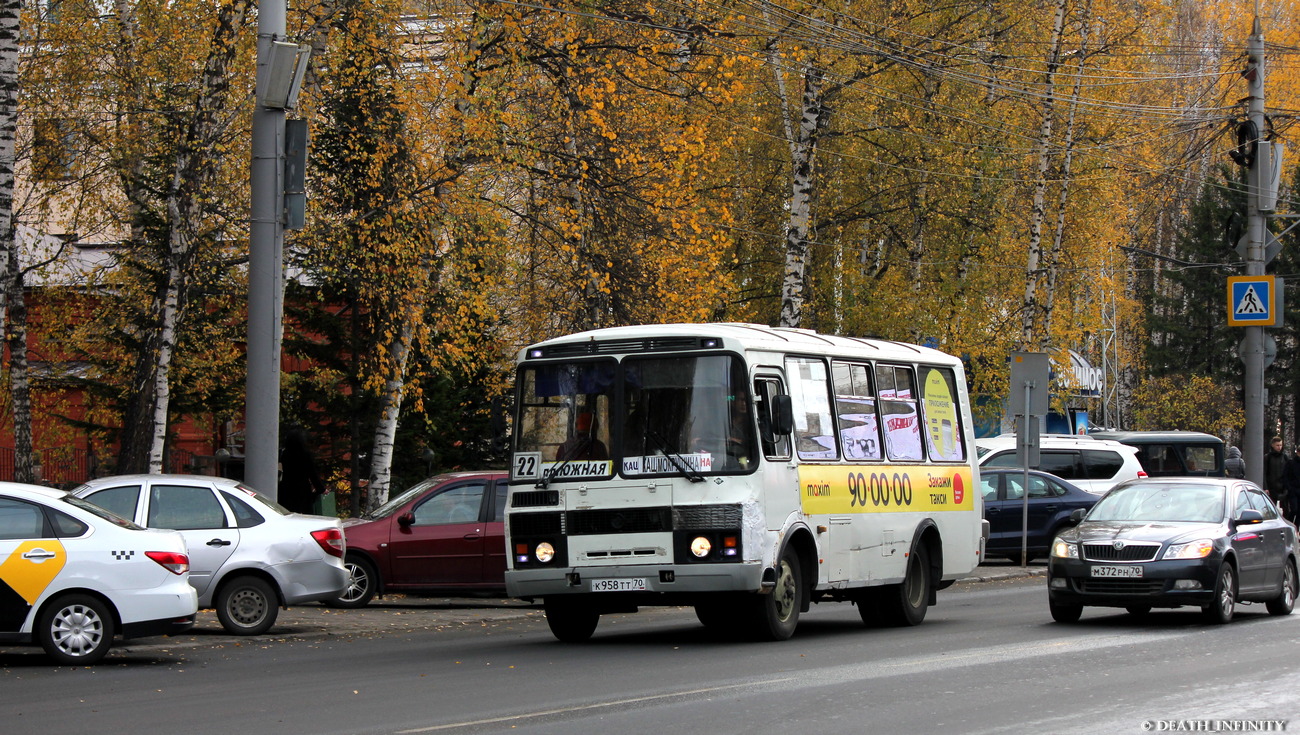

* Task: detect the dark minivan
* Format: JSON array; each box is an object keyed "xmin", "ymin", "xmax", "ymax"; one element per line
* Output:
[{"xmin": 1089, "ymin": 430, "xmax": 1225, "ymax": 478}]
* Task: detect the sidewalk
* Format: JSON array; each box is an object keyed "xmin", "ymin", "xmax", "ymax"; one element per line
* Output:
[
  {"xmin": 106, "ymin": 561, "xmax": 1048, "ymax": 654},
  {"xmin": 960, "ymin": 560, "xmax": 1049, "ymax": 583}
]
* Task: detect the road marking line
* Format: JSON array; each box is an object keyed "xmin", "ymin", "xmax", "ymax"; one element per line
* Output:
[{"xmin": 396, "ymin": 678, "xmax": 797, "ymax": 733}]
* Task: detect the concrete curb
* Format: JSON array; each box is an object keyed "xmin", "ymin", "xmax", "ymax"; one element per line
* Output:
[
  {"xmin": 958, "ymin": 566, "xmax": 1049, "ymax": 583},
  {"xmin": 8, "ymin": 565, "xmax": 1048, "ymax": 658}
]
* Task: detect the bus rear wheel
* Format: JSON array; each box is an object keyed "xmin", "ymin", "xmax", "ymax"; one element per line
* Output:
[
  {"xmin": 745, "ymin": 546, "xmax": 802, "ymax": 641},
  {"xmin": 878, "ymin": 546, "xmax": 930, "ymax": 627},
  {"xmin": 544, "ymin": 597, "xmax": 600, "ymax": 642}
]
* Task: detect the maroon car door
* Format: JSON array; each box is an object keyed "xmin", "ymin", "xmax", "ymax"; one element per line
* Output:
[
  {"xmin": 388, "ymin": 480, "xmax": 489, "ymax": 586},
  {"xmin": 483, "ymin": 480, "xmax": 509, "ymax": 585}
]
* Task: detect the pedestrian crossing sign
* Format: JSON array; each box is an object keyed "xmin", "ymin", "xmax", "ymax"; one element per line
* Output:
[{"xmin": 1227, "ymin": 275, "xmax": 1282, "ymax": 327}]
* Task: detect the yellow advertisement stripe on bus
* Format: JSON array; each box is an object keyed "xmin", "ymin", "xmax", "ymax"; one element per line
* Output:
[{"xmin": 798, "ymin": 464, "xmax": 975, "ymax": 515}]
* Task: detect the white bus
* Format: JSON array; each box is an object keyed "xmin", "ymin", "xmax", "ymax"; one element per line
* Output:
[{"xmin": 506, "ymin": 323, "xmax": 986, "ymax": 641}]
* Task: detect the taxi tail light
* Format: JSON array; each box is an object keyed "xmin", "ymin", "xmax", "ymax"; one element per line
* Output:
[
  {"xmin": 311, "ymin": 529, "xmax": 346, "ymax": 558},
  {"xmin": 146, "ymin": 551, "xmax": 190, "ymax": 575}
]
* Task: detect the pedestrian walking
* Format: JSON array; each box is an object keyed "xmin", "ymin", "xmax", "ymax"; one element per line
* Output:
[
  {"xmin": 1224, "ymin": 445, "xmax": 1246, "ymax": 479},
  {"xmin": 1283, "ymin": 446, "xmax": 1300, "ymax": 523},
  {"xmin": 1264, "ymin": 436, "xmax": 1288, "ymax": 510},
  {"xmin": 279, "ymin": 426, "xmax": 329, "ymax": 515}
]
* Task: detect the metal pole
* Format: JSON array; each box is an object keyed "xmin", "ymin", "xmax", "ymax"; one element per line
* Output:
[
  {"xmin": 1243, "ymin": 18, "xmax": 1266, "ymax": 488},
  {"xmin": 247, "ymin": 0, "xmax": 286, "ymax": 498},
  {"xmin": 1021, "ymin": 381, "xmax": 1031, "ymax": 568}
]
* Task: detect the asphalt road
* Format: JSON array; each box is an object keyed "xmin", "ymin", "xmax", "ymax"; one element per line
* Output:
[{"xmin": 5, "ymin": 564, "xmax": 1300, "ymax": 735}]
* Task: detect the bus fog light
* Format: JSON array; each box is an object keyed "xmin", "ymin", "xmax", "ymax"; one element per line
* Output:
[
  {"xmin": 535, "ymin": 542, "xmax": 555, "ymax": 563},
  {"xmin": 690, "ymin": 536, "xmax": 712, "ymax": 558}
]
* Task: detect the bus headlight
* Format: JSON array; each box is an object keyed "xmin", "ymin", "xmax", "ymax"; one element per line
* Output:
[
  {"xmin": 1051, "ymin": 538, "xmax": 1078, "ymax": 559},
  {"xmin": 535, "ymin": 542, "xmax": 556, "ymax": 563},
  {"xmin": 690, "ymin": 536, "xmax": 713, "ymax": 558}
]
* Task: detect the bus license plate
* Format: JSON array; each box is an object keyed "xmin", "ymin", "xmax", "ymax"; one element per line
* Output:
[
  {"xmin": 591, "ymin": 578, "xmax": 646, "ymax": 592},
  {"xmin": 1090, "ymin": 565, "xmax": 1143, "ymax": 578}
]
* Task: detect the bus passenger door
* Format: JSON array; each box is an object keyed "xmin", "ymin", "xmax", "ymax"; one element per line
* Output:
[{"xmin": 754, "ymin": 374, "xmax": 807, "ymax": 567}]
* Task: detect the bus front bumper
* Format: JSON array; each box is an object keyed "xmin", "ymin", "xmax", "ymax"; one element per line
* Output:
[{"xmin": 506, "ymin": 562, "xmax": 766, "ymax": 599}]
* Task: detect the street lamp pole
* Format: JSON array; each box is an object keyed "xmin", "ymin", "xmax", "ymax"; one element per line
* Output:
[
  {"xmin": 1242, "ymin": 18, "xmax": 1267, "ymax": 488},
  {"xmin": 247, "ymin": 0, "xmax": 287, "ymax": 498}
]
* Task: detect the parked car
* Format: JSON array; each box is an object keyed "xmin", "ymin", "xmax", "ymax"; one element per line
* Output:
[
  {"xmin": 73, "ymin": 475, "xmax": 347, "ymax": 635},
  {"xmin": 329, "ymin": 471, "xmax": 509, "ymax": 608},
  {"xmin": 1047, "ymin": 477, "xmax": 1297, "ymax": 624},
  {"xmin": 0, "ymin": 482, "xmax": 197, "ymax": 664},
  {"xmin": 976, "ymin": 434, "xmax": 1146, "ymax": 494},
  {"xmin": 980, "ymin": 469, "xmax": 1099, "ymax": 562},
  {"xmin": 1089, "ymin": 430, "xmax": 1226, "ymax": 478}
]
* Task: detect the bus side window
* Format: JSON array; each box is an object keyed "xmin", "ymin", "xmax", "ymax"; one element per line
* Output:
[
  {"xmin": 755, "ymin": 378, "xmax": 792, "ymax": 460},
  {"xmin": 833, "ymin": 361, "xmax": 882, "ymax": 461},
  {"xmin": 918, "ymin": 366, "xmax": 966, "ymax": 462},
  {"xmin": 877, "ymin": 365, "xmax": 923, "ymax": 461},
  {"xmin": 786, "ymin": 358, "xmax": 839, "ymax": 461}
]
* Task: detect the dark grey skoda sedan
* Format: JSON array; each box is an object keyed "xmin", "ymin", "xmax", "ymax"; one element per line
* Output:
[{"xmin": 1047, "ymin": 478, "xmax": 1297, "ymax": 624}]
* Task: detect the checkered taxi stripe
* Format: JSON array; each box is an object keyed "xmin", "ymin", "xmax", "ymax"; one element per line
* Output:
[{"xmin": 112, "ymin": 550, "xmax": 135, "ymax": 560}]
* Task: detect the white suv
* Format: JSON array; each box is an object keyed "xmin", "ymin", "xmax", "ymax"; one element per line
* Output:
[{"xmin": 975, "ymin": 434, "xmax": 1145, "ymax": 494}]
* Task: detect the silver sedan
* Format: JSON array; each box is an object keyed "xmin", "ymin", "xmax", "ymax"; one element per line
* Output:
[{"xmin": 73, "ymin": 474, "xmax": 347, "ymax": 635}]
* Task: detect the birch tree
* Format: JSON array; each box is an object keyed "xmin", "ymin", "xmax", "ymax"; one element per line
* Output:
[
  {"xmin": 0, "ymin": 0, "xmax": 15, "ymax": 343},
  {"xmin": 116, "ymin": 0, "xmax": 252, "ymax": 473},
  {"xmin": 1020, "ymin": 0, "xmax": 1068, "ymax": 352}
]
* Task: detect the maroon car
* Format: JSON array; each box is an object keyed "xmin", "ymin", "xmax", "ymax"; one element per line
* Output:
[{"xmin": 329, "ymin": 471, "xmax": 509, "ymax": 607}]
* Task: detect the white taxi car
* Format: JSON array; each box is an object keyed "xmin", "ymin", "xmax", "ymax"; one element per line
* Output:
[
  {"xmin": 74, "ymin": 475, "xmax": 347, "ymax": 635},
  {"xmin": 0, "ymin": 483, "xmax": 197, "ymax": 664}
]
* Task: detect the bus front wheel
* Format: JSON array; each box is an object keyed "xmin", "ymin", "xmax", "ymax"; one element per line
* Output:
[
  {"xmin": 695, "ymin": 599, "xmax": 735, "ymax": 630},
  {"xmin": 746, "ymin": 546, "xmax": 802, "ymax": 641},
  {"xmin": 544, "ymin": 597, "xmax": 600, "ymax": 642}
]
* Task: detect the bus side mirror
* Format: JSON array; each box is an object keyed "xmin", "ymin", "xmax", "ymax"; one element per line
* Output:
[{"xmin": 771, "ymin": 395, "xmax": 794, "ymax": 437}]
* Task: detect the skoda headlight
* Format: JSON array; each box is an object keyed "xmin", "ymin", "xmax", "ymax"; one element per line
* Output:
[
  {"xmin": 1051, "ymin": 537, "xmax": 1079, "ymax": 559},
  {"xmin": 1163, "ymin": 538, "xmax": 1214, "ymax": 560}
]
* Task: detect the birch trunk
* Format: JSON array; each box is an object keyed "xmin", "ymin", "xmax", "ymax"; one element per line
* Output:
[
  {"xmin": 111, "ymin": 0, "xmax": 161, "ymax": 472},
  {"xmin": 908, "ymin": 168, "xmax": 931, "ymax": 294},
  {"xmin": 366, "ymin": 315, "xmax": 417, "ymax": 512},
  {"xmin": 779, "ymin": 64, "xmax": 827, "ymax": 329},
  {"xmin": 124, "ymin": 0, "xmax": 249, "ymax": 472},
  {"xmin": 146, "ymin": 247, "xmax": 183, "ymax": 473},
  {"xmin": 1041, "ymin": 0, "xmax": 1092, "ymax": 349},
  {"xmin": 114, "ymin": 0, "xmax": 147, "ymax": 248},
  {"xmin": 1020, "ymin": 0, "xmax": 1067, "ymax": 350},
  {"xmin": 0, "ymin": 0, "xmax": 16, "ymax": 342},
  {"xmin": 5, "ymin": 246, "xmax": 31, "ymax": 482}
]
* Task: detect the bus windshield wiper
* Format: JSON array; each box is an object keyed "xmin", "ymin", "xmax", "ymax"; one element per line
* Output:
[
  {"xmin": 535, "ymin": 437, "xmax": 592, "ymax": 489},
  {"xmin": 645, "ymin": 430, "xmax": 705, "ymax": 483}
]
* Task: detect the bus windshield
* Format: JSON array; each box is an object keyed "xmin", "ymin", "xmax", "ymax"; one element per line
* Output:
[
  {"xmin": 514, "ymin": 354, "xmax": 756, "ymax": 480},
  {"xmin": 623, "ymin": 354, "xmax": 756, "ymax": 475}
]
